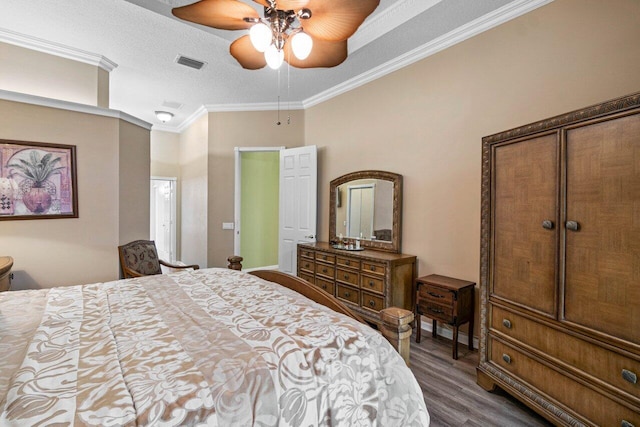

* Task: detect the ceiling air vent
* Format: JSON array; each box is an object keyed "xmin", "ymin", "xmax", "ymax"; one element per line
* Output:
[{"xmin": 175, "ymin": 55, "xmax": 207, "ymax": 70}]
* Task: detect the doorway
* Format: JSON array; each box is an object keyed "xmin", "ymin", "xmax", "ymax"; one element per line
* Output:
[
  {"xmin": 234, "ymin": 147, "xmax": 283, "ymax": 270},
  {"xmin": 150, "ymin": 177, "xmax": 177, "ymax": 262}
]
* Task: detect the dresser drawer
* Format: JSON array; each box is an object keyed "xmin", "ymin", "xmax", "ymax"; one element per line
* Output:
[
  {"xmin": 299, "ymin": 259, "xmax": 314, "ymax": 273},
  {"xmin": 418, "ymin": 301, "xmax": 453, "ymax": 323},
  {"xmin": 315, "ymin": 277, "xmax": 335, "ymax": 295},
  {"xmin": 492, "ymin": 305, "xmax": 640, "ymax": 401},
  {"xmin": 336, "ymin": 284, "xmax": 359, "ymax": 305},
  {"xmin": 336, "ymin": 256, "xmax": 360, "ymax": 270},
  {"xmin": 299, "ymin": 248, "xmax": 315, "ymax": 259},
  {"xmin": 315, "ymin": 252, "xmax": 336, "ymax": 264},
  {"xmin": 299, "ymin": 272, "xmax": 314, "ymax": 285},
  {"xmin": 336, "ymin": 268, "xmax": 358, "ymax": 286},
  {"xmin": 315, "ymin": 264, "xmax": 335, "ymax": 279},
  {"xmin": 489, "ymin": 337, "xmax": 640, "ymax": 427},
  {"xmin": 362, "ymin": 291, "xmax": 385, "ymax": 312},
  {"xmin": 362, "ymin": 261, "xmax": 386, "ymax": 276},
  {"xmin": 360, "ymin": 274, "xmax": 384, "ymax": 294}
]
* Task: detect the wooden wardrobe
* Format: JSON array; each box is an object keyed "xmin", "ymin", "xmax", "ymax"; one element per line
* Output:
[{"xmin": 478, "ymin": 92, "xmax": 640, "ymax": 426}]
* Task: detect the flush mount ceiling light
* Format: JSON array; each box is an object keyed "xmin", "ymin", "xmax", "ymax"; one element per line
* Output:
[
  {"xmin": 172, "ymin": 0, "xmax": 380, "ymax": 70},
  {"xmin": 155, "ymin": 111, "xmax": 174, "ymax": 123}
]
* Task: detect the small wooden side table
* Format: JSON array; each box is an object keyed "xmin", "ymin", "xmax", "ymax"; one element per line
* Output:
[
  {"xmin": 415, "ymin": 274, "xmax": 475, "ymax": 359},
  {"xmin": 0, "ymin": 256, "xmax": 14, "ymax": 292}
]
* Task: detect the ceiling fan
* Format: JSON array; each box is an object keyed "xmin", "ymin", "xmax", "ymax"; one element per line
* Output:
[{"xmin": 172, "ymin": 0, "xmax": 380, "ymax": 70}]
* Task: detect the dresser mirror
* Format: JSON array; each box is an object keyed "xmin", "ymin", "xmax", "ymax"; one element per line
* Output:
[{"xmin": 329, "ymin": 170, "xmax": 402, "ymax": 253}]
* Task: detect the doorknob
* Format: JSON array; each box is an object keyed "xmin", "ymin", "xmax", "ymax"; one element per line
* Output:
[{"xmin": 304, "ymin": 235, "xmax": 315, "ymax": 239}]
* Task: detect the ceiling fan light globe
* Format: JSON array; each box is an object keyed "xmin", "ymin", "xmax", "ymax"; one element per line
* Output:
[
  {"xmin": 155, "ymin": 111, "xmax": 174, "ymax": 123},
  {"xmin": 265, "ymin": 44, "xmax": 284, "ymax": 69},
  {"xmin": 249, "ymin": 23, "xmax": 272, "ymax": 53},
  {"xmin": 291, "ymin": 31, "xmax": 313, "ymax": 60}
]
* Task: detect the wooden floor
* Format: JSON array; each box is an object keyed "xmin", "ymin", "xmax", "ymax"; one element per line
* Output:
[{"xmin": 409, "ymin": 333, "xmax": 553, "ymax": 427}]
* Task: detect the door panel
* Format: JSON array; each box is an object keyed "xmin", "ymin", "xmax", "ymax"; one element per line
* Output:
[
  {"xmin": 492, "ymin": 134, "xmax": 559, "ymax": 316},
  {"xmin": 279, "ymin": 146, "xmax": 317, "ymax": 274},
  {"xmin": 564, "ymin": 113, "xmax": 640, "ymax": 343}
]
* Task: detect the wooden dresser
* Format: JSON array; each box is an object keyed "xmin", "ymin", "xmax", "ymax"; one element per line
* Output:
[
  {"xmin": 478, "ymin": 92, "xmax": 640, "ymax": 426},
  {"xmin": 0, "ymin": 256, "xmax": 13, "ymax": 292},
  {"xmin": 297, "ymin": 242, "xmax": 416, "ymax": 326}
]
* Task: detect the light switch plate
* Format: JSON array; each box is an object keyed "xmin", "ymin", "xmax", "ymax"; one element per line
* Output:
[{"xmin": 222, "ymin": 222, "xmax": 235, "ymax": 230}]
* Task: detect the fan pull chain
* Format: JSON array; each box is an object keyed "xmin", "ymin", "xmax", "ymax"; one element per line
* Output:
[
  {"xmin": 287, "ymin": 56, "xmax": 291, "ymax": 125},
  {"xmin": 276, "ymin": 66, "xmax": 281, "ymax": 125}
]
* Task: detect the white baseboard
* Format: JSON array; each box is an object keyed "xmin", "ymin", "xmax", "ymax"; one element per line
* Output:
[{"xmin": 418, "ymin": 315, "xmax": 479, "ymax": 349}]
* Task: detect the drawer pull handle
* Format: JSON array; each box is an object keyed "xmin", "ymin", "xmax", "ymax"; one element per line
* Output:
[
  {"xmin": 322, "ymin": 268, "xmax": 328, "ymax": 273},
  {"xmin": 369, "ymin": 300, "xmax": 375, "ymax": 307},
  {"xmin": 321, "ymin": 284, "xmax": 327, "ymax": 290},
  {"xmin": 345, "ymin": 260, "xmax": 350, "ymax": 266},
  {"xmin": 621, "ymin": 421, "xmax": 635, "ymax": 427},
  {"xmin": 502, "ymin": 319, "xmax": 512, "ymax": 329},
  {"xmin": 322, "ymin": 256, "xmax": 327, "ymax": 260},
  {"xmin": 622, "ymin": 369, "xmax": 637, "ymax": 384},
  {"xmin": 566, "ymin": 220, "xmax": 580, "ymax": 231},
  {"xmin": 542, "ymin": 220, "xmax": 555, "ymax": 230},
  {"xmin": 344, "ymin": 292, "xmax": 351, "ymax": 298},
  {"xmin": 427, "ymin": 291, "xmax": 444, "ymax": 298},
  {"xmin": 370, "ymin": 266, "xmax": 376, "ymax": 271},
  {"xmin": 344, "ymin": 274, "xmax": 349, "ymax": 280},
  {"xmin": 502, "ymin": 354, "xmax": 511, "ymax": 364},
  {"xmin": 428, "ymin": 307, "xmax": 444, "ymax": 314},
  {"xmin": 369, "ymin": 281, "xmax": 375, "ymax": 287}
]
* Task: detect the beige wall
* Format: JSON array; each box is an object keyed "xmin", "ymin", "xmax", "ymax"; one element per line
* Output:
[
  {"xmin": 206, "ymin": 110, "xmax": 305, "ymax": 268},
  {"xmin": 0, "ymin": 99, "xmax": 149, "ymax": 289},
  {"xmin": 0, "ymin": 42, "xmax": 110, "ymax": 107},
  {"xmin": 151, "ymin": 130, "xmax": 181, "ymax": 178},
  {"xmin": 179, "ymin": 114, "xmax": 209, "ymax": 268},
  {"xmin": 306, "ymin": 0, "xmax": 640, "ymax": 338}
]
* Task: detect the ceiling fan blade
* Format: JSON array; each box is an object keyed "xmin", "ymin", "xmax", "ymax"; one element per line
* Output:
[
  {"xmin": 230, "ymin": 35, "xmax": 267, "ymax": 69},
  {"xmin": 301, "ymin": 0, "xmax": 379, "ymax": 41},
  {"xmin": 172, "ymin": 0, "xmax": 259, "ymax": 31},
  {"xmin": 284, "ymin": 38, "xmax": 347, "ymax": 68}
]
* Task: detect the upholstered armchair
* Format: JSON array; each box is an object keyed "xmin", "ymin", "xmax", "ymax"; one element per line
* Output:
[{"xmin": 118, "ymin": 240, "xmax": 199, "ymax": 279}]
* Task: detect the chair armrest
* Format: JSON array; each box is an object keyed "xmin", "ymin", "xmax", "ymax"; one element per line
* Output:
[
  {"xmin": 159, "ymin": 260, "xmax": 200, "ymax": 270},
  {"xmin": 122, "ymin": 265, "xmax": 145, "ymax": 278}
]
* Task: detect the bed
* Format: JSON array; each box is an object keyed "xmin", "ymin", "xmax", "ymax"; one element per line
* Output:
[{"xmin": 0, "ymin": 267, "xmax": 429, "ymax": 426}]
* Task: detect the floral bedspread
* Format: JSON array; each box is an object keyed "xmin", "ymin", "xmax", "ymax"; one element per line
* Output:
[{"xmin": 0, "ymin": 268, "xmax": 429, "ymax": 426}]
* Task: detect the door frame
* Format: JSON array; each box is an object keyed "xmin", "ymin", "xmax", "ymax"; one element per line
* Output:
[
  {"xmin": 233, "ymin": 147, "xmax": 285, "ymax": 265},
  {"xmin": 150, "ymin": 176, "xmax": 177, "ymax": 263}
]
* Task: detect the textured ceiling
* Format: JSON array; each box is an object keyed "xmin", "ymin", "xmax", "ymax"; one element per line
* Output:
[{"xmin": 0, "ymin": 0, "xmax": 542, "ymax": 131}]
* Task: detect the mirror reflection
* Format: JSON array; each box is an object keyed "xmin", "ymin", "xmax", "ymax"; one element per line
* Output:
[{"xmin": 335, "ymin": 179, "xmax": 394, "ymax": 242}]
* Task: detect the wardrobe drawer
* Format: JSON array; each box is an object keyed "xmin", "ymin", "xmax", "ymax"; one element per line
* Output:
[
  {"xmin": 492, "ymin": 305, "xmax": 640, "ymax": 401},
  {"xmin": 336, "ymin": 268, "xmax": 358, "ymax": 286},
  {"xmin": 418, "ymin": 284, "xmax": 454, "ymax": 305},
  {"xmin": 362, "ymin": 292, "xmax": 385, "ymax": 312},
  {"xmin": 315, "ymin": 277, "xmax": 335, "ymax": 295},
  {"xmin": 489, "ymin": 337, "xmax": 640, "ymax": 427},
  {"xmin": 361, "ymin": 274, "xmax": 384, "ymax": 294},
  {"xmin": 336, "ymin": 284, "xmax": 359, "ymax": 305},
  {"xmin": 337, "ymin": 256, "xmax": 360, "ymax": 270},
  {"xmin": 315, "ymin": 252, "xmax": 336, "ymax": 264},
  {"xmin": 299, "ymin": 259, "xmax": 314, "ymax": 273},
  {"xmin": 315, "ymin": 264, "xmax": 335, "ymax": 279},
  {"xmin": 362, "ymin": 261, "xmax": 386, "ymax": 276}
]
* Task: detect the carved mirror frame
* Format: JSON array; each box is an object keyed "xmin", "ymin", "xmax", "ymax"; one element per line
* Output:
[{"xmin": 329, "ymin": 170, "xmax": 403, "ymax": 253}]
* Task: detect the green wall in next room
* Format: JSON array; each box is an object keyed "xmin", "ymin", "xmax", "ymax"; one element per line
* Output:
[{"xmin": 240, "ymin": 151, "xmax": 279, "ymax": 269}]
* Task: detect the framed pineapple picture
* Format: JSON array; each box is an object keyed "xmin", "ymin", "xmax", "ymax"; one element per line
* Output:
[{"xmin": 0, "ymin": 140, "xmax": 78, "ymax": 220}]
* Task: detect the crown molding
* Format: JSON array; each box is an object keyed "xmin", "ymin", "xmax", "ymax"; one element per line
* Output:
[
  {"xmin": 349, "ymin": 0, "xmax": 443, "ymax": 54},
  {"xmin": 204, "ymin": 102, "xmax": 305, "ymax": 113},
  {"xmin": 0, "ymin": 89, "xmax": 151, "ymax": 130},
  {"xmin": 304, "ymin": 0, "xmax": 554, "ymax": 109},
  {"xmin": 0, "ymin": 28, "xmax": 118, "ymax": 72}
]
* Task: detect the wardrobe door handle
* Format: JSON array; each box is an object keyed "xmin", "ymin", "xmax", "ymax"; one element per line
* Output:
[
  {"xmin": 566, "ymin": 220, "xmax": 580, "ymax": 231},
  {"xmin": 542, "ymin": 220, "xmax": 554, "ymax": 230}
]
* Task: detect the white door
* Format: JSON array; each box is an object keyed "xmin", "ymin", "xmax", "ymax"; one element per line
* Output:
[
  {"xmin": 150, "ymin": 178, "xmax": 176, "ymax": 262},
  {"xmin": 279, "ymin": 146, "xmax": 317, "ymax": 274}
]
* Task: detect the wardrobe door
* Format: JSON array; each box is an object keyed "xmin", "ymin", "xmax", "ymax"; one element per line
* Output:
[
  {"xmin": 564, "ymin": 112, "xmax": 640, "ymax": 344},
  {"xmin": 492, "ymin": 133, "xmax": 559, "ymax": 316}
]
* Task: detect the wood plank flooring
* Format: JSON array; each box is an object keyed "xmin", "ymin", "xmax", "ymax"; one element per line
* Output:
[{"xmin": 409, "ymin": 334, "xmax": 553, "ymax": 427}]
